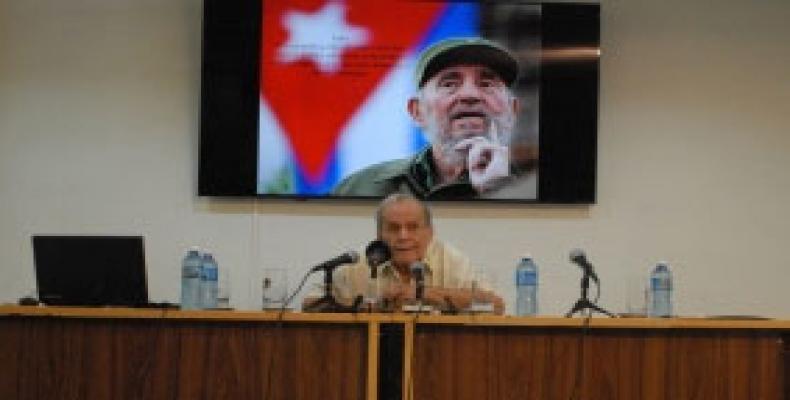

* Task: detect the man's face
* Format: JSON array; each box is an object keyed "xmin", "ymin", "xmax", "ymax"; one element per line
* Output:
[
  {"xmin": 378, "ymin": 199, "xmax": 433, "ymax": 269},
  {"xmin": 409, "ymin": 64, "xmax": 519, "ymax": 167}
]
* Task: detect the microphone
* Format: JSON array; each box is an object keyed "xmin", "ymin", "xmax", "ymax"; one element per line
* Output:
[
  {"xmin": 569, "ymin": 249, "xmax": 599, "ymax": 283},
  {"xmin": 365, "ymin": 240, "xmax": 391, "ymax": 278},
  {"xmin": 309, "ymin": 251, "xmax": 359, "ymax": 273},
  {"xmin": 410, "ymin": 262, "xmax": 426, "ymax": 300}
]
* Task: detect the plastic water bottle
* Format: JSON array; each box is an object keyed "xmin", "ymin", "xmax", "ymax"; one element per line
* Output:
[
  {"xmin": 648, "ymin": 262, "xmax": 672, "ymax": 317},
  {"xmin": 515, "ymin": 255, "xmax": 538, "ymax": 316},
  {"xmin": 180, "ymin": 247, "xmax": 202, "ymax": 310},
  {"xmin": 200, "ymin": 252, "xmax": 219, "ymax": 309}
]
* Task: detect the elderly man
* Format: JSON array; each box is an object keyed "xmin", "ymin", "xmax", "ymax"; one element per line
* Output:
[
  {"xmin": 332, "ymin": 37, "xmax": 534, "ymax": 200},
  {"xmin": 305, "ymin": 193, "xmax": 503, "ymax": 313}
]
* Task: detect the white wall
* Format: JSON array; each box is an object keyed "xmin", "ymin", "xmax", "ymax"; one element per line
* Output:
[{"xmin": 1, "ymin": 0, "xmax": 789, "ymax": 317}]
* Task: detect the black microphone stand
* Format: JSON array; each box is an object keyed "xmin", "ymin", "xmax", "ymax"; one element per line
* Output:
[
  {"xmin": 565, "ymin": 272, "xmax": 615, "ymax": 318},
  {"xmin": 363, "ymin": 264, "xmax": 379, "ymax": 313},
  {"xmin": 303, "ymin": 267, "xmax": 362, "ymax": 313},
  {"xmin": 403, "ymin": 265, "xmax": 431, "ymax": 313},
  {"xmin": 414, "ymin": 275, "xmax": 426, "ymax": 311}
]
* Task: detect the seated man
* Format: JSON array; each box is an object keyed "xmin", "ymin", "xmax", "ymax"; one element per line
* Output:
[{"xmin": 305, "ymin": 193, "xmax": 503, "ymax": 314}]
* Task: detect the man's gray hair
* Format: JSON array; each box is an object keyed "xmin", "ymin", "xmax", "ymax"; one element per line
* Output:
[{"xmin": 375, "ymin": 193, "xmax": 433, "ymax": 234}]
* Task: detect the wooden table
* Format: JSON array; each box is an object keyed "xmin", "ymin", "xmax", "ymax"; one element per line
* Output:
[{"xmin": 2, "ymin": 306, "xmax": 788, "ymax": 400}]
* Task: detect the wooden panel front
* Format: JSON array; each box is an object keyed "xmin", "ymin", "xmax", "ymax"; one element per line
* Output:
[
  {"xmin": 0, "ymin": 316, "xmax": 367, "ymax": 400},
  {"xmin": 412, "ymin": 325, "xmax": 784, "ymax": 400}
]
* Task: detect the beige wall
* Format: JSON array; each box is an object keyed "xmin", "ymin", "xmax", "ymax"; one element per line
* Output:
[{"xmin": 1, "ymin": 0, "xmax": 789, "ymax": 316}]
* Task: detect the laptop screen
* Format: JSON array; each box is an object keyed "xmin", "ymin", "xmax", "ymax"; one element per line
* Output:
[{"xmin": 32, "ymin": 235, "xmax": 148, "ymax": 306}]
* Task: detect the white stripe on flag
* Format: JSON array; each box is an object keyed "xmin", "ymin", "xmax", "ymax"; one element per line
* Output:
[
  {"xmin": 258, "ymin": 101, "xmax": 293, "ymax": 193},
  {"xmin": 337, "ymin": 53, "xmax": 422, "ymax": 179}
]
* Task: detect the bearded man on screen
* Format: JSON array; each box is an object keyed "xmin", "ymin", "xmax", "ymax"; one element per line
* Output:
[{"xmin": 333, "ymin": 37, "xmax": 535, "ymax": 200}]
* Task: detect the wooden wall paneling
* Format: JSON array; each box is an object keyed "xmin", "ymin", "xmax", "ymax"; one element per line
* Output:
[
  {"xmin": 0, "ymin": 318, "xmax": 24, "ymax": 399},
  {"xmin": 100, "ymin": 319, "xmax": 180, "ymax": 399},
  {"xmin": 1, "ymin": 316, "xmax": 370, "ymax": 400},
  {"xmin": 413, "ymin": 326, "xmax": 576, "ymax": 400},
  {"xmin": 22, "ymin": 317, "xmax": 101, "ymax": 399},
  {"xmin": 175, "ymin": 321, "xmax": 368, "ymax": 400},
  {"xmin": 411, "ymin": 325, "xmax": 785, "ymax": 400}
]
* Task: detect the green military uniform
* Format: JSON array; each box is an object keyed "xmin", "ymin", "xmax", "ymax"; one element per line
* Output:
[{"xmin": 332, "ymin": 147, "xmax": 478, "ymax": 200}]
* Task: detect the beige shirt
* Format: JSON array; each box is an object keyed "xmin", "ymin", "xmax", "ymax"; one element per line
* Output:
[{"xmin": 331, "ymin": 239, "xmax": 483, "ymax": 304}]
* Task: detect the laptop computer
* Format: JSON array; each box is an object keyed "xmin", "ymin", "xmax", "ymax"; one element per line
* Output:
[{"xmin": 31, "ymin": 235, "xmax": 149, "ymax": 306}]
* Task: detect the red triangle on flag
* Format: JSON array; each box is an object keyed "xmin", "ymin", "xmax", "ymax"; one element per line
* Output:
[{"xmin": 261, "ymin": 0, "xmax": 445, "ymax": 184}]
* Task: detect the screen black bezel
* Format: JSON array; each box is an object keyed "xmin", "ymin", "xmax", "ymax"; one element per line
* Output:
[{"xmin": 199, "ymin": 1, "xmax": 599, "ymax": 204}]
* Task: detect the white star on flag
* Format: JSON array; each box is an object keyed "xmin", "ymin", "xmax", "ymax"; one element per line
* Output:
[{"xmin": 277, "ymin": 2, "xmax": 370, "ymax": 73}]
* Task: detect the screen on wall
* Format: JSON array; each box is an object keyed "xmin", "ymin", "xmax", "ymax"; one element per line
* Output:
[{"xmin": 199, "ymin": 0, "xmax": 599, "ymax": 203}]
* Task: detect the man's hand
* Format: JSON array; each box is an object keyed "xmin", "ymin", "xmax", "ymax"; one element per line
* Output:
[
  {"xmin": 381, "ymin": 281, "xmax": 416, "ymax": 306},
  {"xmin": 380, "ymin": 282, "xmax": 504, "ymax": 315},
  {"xmin": 380, "ymin": 281, "xmax": 446, "ymax": 311},
  {"xmin": 454, "ymin": 124, "xmax": 511, "ymax": 193}
]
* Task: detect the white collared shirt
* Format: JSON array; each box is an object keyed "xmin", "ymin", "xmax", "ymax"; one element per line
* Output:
[{"xmin": 330, "ymin": 239, "xmax": 483, "ymax": 304}]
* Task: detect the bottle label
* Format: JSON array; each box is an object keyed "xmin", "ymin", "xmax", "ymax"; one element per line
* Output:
[
  {"xmin": 202, "ymin": 268, "xmax": 218, "ymax": 281},
  {"xmin": 517, "ymin": 270, "xmax": 537, "ymax": 286},
  {"xmin": 183, "ymin": 266, "xmax": 200, "ymax": 279},
  {"xmin": 651, "ymin": 277, "xmax": 672, "ymax": 290}
]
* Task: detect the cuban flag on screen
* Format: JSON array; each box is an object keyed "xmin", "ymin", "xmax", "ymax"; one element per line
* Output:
[{"xmin": 257, "ymin": 0, "xmax": 480, "ymax": 195}]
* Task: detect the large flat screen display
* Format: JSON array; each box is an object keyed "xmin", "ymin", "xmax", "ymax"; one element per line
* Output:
[{"xmin": 200, "ymin": 0, "xmax": 599, "ymax": 203}]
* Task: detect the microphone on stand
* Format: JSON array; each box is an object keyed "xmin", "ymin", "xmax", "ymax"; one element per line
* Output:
[
  {"xmin": 363, "ymin": 240, "xmax": 390, "ymax": 312},
  {"xmin": 304, "ymin": 250, "xmax": 360, "ymax": 313},
  {"xmin": 564, "ymin": 248, "xmax": 615, "ymax": 318},
  {"xmin": 400, "ymin": 262, "xmax": 432, "ymax": 314},
  {"xmin": 569, "ymin": 248, "xmax": 599, "ymax": 283},
  {"xmin": 410, "ymin": 262, "xmax": 426, "ymax": 301},
  {"xmin": 309, "ymin": 251, "xmax": 359, "ymax": 273}
]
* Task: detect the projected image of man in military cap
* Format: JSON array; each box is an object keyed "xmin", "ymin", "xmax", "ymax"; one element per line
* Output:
[{"xmin": 333, "ymin": 37, "xmax": 534, "ymax": 200}]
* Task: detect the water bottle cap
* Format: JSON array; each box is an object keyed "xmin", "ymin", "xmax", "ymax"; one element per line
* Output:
[
  {"xmin": 521, "ymin": 253, "xmax": 532, "ymax": 260},
  {"xmin": 655, "ymin": 262, "xmax": 669, "ymax": 271}
]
